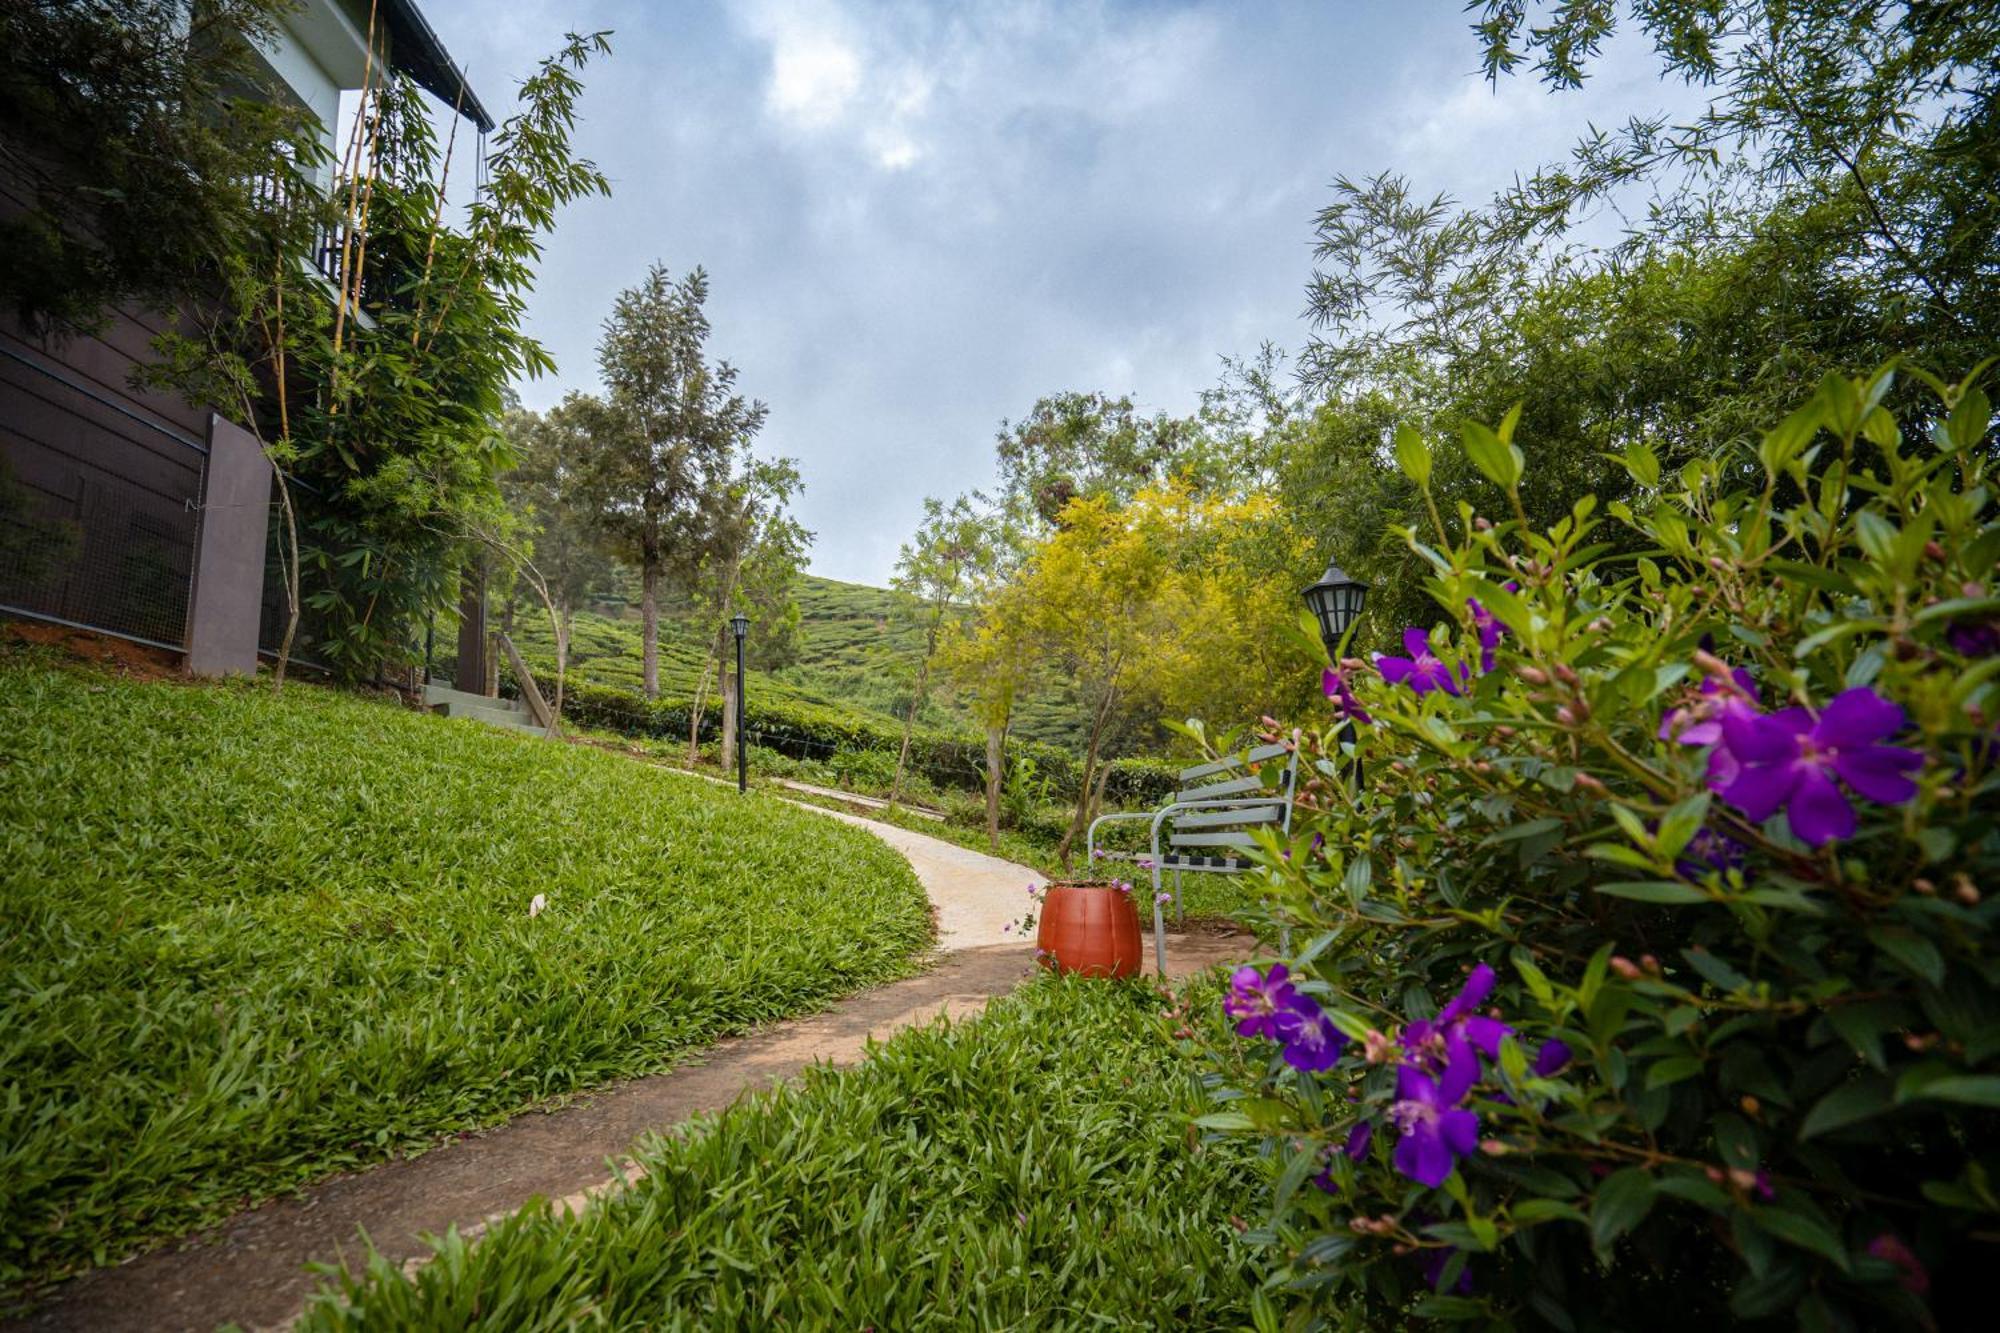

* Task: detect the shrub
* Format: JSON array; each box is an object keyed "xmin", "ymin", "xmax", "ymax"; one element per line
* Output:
[
  {"xmin": 538, "ymin": 675, "xmax": 1183, "ymax": 807},
  {"xmin": 1201, "ymin": 368, "xmax": 1997, "ymax": 1328}
]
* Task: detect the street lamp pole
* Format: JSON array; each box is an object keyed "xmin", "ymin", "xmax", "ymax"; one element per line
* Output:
[
  {"xmin": 731, "ymin": 613, "xmax": 750, "ymax": 794},
  {"xmin": 1301, "ymin": 559, "xmax": 1371, "ymax": 788}
]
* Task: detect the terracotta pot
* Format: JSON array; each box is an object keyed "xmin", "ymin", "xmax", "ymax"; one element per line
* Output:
[{"xmin": 1035, "ymin": 881, "xmax": 1143, "ymax": 978}]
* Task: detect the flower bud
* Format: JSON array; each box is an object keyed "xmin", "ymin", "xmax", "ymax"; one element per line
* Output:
[
  {"xmin": 1574, "ymin": 773, "xmax": 1606, "ymax": 793},
  {"xmin": 1610, "ymin": 955, "xmax": 1642, "ymax": 980},
  {"xmin": 1963, "ymin": 582, "xmax": 1986, "ymax": 600},
  {"xmin": 1556, "ymin": 706, "xmax": 1577, "ymax": 727},
  {"xmin": 1640, "ymin": 954, "xmax": 1660, "ymax": 975},
  {"xmin": 1480, "ymin": 1139, "xmax": 1508, "ymax": 1156},
  {"xmin": 1727, "ymin": 1167, "xmax": 1759, "ymax": 1192},
  {"xmin": 1362, "ymin": 1029, "xmax": 1395, "ymax": 1064},
  {"xmin": 1517, "ymin": 665, "xmax": 1550, "ymax": 686},
  {"xmin": 1913, "ymin": 877, "xmax": 1936, "ymax": 896},
  {"xmin": 1954, "ymin": 874, "xmax": 1980, "ymax": 906},
  {"xmin": 1474, "ymin": 516, "xmax": 1492, "ymax": 531},
  {"xmin": 1740, "ymin": 1095, "xmax": 1761, "ymax": 1117},
  {"xmin": 1691, "ymin": 649, "xmax": 1734, "ymax": 680},
  {"xmin": 1924, "ymin": 540, "xmax": 1946, "ymax": 562},
  {"xmin": 1588, "ymin": 617, "xmax": 1614, "ymax": 634},
  {"xmin": 1554, "ymin": 663, "xmax": 1579, "ymax": 687},
  {"xmin": 1494, "ymin": 725, "xmax": 1516, "ymax": 738},
  {"xmin": 1340, "ymin": 656, "xmax": 1368, "ymax": 673},
  {"xmin": 1705, "ymin": 1166, "xmax": 1727, "ymax": 1184}
]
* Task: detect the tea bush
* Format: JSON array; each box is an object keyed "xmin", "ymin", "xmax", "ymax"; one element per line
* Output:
[
  {"xmin": 0, "ymin": 660, "xmax": 930, "ymax": 1295},
  {"xmin": 1203, "ymin": 368, "xmax": 1997, "ymax": 1329}
]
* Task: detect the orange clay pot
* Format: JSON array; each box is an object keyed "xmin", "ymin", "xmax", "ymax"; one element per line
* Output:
[{"xmin": 1036, "ymin": 881, "xmax": 1143, "ymax": 978}]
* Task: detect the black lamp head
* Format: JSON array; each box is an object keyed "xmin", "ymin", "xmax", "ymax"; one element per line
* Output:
[
  {"xmin": 1302, "ymin": 560, "xmax": 1370, "ymax": 649},
  {"xmin": 730, "ymin": 613, "xmax": 750, "ymax": 640}
]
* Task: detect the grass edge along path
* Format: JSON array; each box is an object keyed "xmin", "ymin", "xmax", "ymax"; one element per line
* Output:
[
  {"xmin": 299, "ymin": 975, "xmax": 1262, "ymax": 1331},
  {"xmin": 0, "ymin": 654, "xmax": 932, "ymax": 1300}
]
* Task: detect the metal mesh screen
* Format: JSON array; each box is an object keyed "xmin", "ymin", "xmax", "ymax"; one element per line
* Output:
[{"xmin": 0, "ymin": 338, "xmax": 205, "ymax": 651}]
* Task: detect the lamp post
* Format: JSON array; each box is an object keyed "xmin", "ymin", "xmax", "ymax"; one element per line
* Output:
[
  {"xmin": 1302, "ymin": 559, "xmax": 1370, "ymax": 786},
  {"xmin": 731, "ymin": 613, "xmax": 749, "ymax": 794}
]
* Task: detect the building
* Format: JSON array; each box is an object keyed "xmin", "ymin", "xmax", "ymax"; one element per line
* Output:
[{"xmin": 0, "ymin": 0, "xmax": 490, "ymax": 675}]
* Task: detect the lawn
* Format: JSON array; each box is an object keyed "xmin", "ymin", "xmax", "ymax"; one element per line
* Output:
[
  {"xmin": 300, "ymin": 975, "xmax": 1260, "ymax": 1331},
  {"xmin": 0, "ymin": 653, "xmax": 931, "ymax": 1296}
]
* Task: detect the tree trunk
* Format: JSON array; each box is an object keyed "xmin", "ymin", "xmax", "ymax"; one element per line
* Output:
[
  {"xmin": 689, "ymin": 629, "xmax": 721, "ymax": 764},
  {"xmin": 984, "ymin": 721, "xmax": 1007, "ymax": 852},
  {"xmin": 889, "ymin": 658, "xmax": 930, "ymax": 809},
  {"xmin": 640, "ymin": 558, "xmax": 660, "ymax": 701},
  {"xmin": 1055, "ymin": 685, "xmax": 1120, "ymax": 871}
]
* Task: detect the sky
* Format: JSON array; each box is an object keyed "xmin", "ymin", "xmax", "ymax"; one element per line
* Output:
[{"xmin": 419, "ymin": 0, "xmax": 1697, "ymax": 586}]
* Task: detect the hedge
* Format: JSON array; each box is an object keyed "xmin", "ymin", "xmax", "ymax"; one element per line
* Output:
[{"xmin": 516, "ymin": 669, "xmax": 1182, "ymax": 807}]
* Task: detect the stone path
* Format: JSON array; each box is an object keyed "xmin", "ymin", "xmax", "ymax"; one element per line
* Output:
[{"xmin": 13, "ymin": 800, "xmax": 1255, "ymax": 1333}]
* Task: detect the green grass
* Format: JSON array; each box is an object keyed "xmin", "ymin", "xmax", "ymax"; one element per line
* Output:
[
  {"xmin": 300, "ymin": 976, "xmax": 1259, "ymax": 1331},
  {"xmin": 0, "ymin": 654, "xmax": 932, "ymax": 1296}
]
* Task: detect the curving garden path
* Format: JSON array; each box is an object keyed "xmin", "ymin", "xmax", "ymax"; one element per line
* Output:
[{"xmin": 15, "ymin": 798, "xmax": 1253, "ymax": 1333}]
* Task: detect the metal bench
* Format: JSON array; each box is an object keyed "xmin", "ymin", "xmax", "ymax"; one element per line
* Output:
[{"xmin": 1086, "ymin": 741, "xmax": 1299, "ymax": 975}]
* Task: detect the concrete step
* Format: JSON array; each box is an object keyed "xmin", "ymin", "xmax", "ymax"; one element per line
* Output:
[{"xmin": 423, "ymin": 680, "xmax": 546, "ymax": 735}]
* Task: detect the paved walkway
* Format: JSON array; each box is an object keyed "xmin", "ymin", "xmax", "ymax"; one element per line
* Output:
[{"xmin": 14, "ymin": 800, "xmax": 1254, "ymax": 1333}]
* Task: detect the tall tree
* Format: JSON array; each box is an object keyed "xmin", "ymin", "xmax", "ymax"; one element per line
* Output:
[
  {"xmin": 499, "ymin": 396, "xmax": 619, "ymax": 641},
  {"xmin": 886, "ymin": 495, "xmax": 994, "ymax": 806},
  {"xmin": 586, "ymin": 264, "xmax": 765, "ymax": 700},
  {"xmin": 682, "ymin": 455, "xmax": 810, "ymax": 765},
  {"xmin": 994, "ymin": 391, "xmax": 1197, "ymax": 527}
]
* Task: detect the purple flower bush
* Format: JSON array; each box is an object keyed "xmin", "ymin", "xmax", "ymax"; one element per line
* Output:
[{"xmin": 1195, "ymin": 370, "xmax": 1998, "ymax": 1330}]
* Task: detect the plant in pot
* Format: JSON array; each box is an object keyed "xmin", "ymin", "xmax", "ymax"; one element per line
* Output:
[{"xmin": 1008, "ymin": 879, "xmax": 1145, "ymax": 977}]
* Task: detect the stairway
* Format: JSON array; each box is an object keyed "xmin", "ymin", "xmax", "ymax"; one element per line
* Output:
[{"xmin": 422, "ymin": 680, "xmax": 549, "ymax": 736}]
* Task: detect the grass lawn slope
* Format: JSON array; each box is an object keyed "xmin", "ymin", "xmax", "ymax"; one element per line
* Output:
[
  {"xmin": 0, "ymin": 654, "xmax": 931, "ymax": 1296},
  {"xmin": 302, "ymin": 977, "xmax": 1258, "ymax": 1331}
]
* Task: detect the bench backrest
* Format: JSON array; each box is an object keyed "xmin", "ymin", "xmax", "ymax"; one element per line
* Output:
[{"xmin": 1166, "ymin": 742, "xmax": 1298, "ymax": 854}]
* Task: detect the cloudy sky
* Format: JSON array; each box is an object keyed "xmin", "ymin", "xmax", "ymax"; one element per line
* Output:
[{"xmin": 421, "ymin": 0, "xmax": 1690, "ymax": 586}]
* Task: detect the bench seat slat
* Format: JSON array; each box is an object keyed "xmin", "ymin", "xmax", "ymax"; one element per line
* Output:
[
  {"xmin": 1175, "ymin": 774, "xmax": 1264, "ymax": 803},
  {"xmin": 1173, "ymin": 804, "xmax": 1282, "ymax": 830},
  {"xmin": 1169, "ymin": 830, "xmax": 1257, "ymax": 849},
  {"xmin": 1177, "ymin": 742, "xmax": 1289, "ymax": 782}
]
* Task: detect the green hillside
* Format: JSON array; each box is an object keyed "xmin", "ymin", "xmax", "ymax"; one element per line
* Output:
[{"xmin": 498, "ymin": 573, "xmax": 1086, "ymax": 748}]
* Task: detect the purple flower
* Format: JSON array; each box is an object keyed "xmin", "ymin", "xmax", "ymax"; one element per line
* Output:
[
  {"xmin": 1660, "ymin": 666, "xmax": 1762, "ymax": 788},
  {"xmin": 1718, "ymin": 687, "xmax": 1924, "ymax": 847},
  {"xmin": 1278, "ymin": 996, "xmax": 1346, "ymax": 1072},
  {"xmin": 1532, "ymin": 1039, "xmax": 1572, "ymax": 1077},
  {"xmin": 1867, "ymin": 1233, "xmax": 1930, "ymax": 1296},
  {"xmin": 1389, "ymin": 1041, "xmax": 1481, "ymax": 1187},
  {"xmin": 1376, "ymin": 627, "xmax": 1465, "ymax": 697},
  {"xmin": 1468, "ymin": 598, "xmax": 1504, "ymax": 674},
  {"xmin": 1344, "ymin": 1120, "xmax": 1373, "ymax": 1160},
  {"xmin": 1947, "ymin": 621, "xmax": 2000, "ymax": 659},
  {"xmin": 1675, "ymin": 826, "xmax": 1746, "ymax": 879},
  {"xmin": 1417, "ymin": 1244, "xmax": 1474, "ymax": 1294},
  {"xmin": 1322, "ymin": 667, "xmax": 1374, "ymax": 724},
  {"xmin": 1405, "ymin": 963, "xmax": 1513, "ymax": 1066},
  {"xmin": 1225, "ymin": 964, "xmax": 1301, "ymax": 1040}
]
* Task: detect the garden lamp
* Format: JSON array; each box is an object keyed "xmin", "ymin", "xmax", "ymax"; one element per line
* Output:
[
  {"xmin": 1302, "ymin": 560, "xmax": 1369, "ymax": 652},
  {"xmin": 731, "ymin": 614, "xmax": 750, "ymax": 793}
]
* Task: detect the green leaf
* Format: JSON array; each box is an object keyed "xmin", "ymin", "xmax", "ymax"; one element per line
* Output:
[
  {"xmin": 1910, "ymin": 1076, "xmax": 2000, "ymax": 1109},
  {"xmin": 1394, "ymin": 422, "xmax": 1433, "ymax": 488},
  {"xmin": 1192, "ymin": 1112, "xmax": 1256, "ymax": 1132},
  {"xmin": 1867, "ymin": 927, "xmax": 1944, "ymax": 986},
  {"xmin": 1460, "ymin": 419, "xmax": 1523, "ymax": 489},
  {"xmin": 1645, "ymin": 1056, "xmax": 1704, "ymax": 1090},
  {"xmin": 1799, "ymin": 1076, "xmax": 1895, "ymax": 1140},
  {"xmin": 1511, "ymin": 1198, "xmax": 1587, "ymax": 1226},
  {"xmin": 1750, "ymin": 1205, "xmax": 1851, "ymax": 1274},
  {"xmin": 1590, "ymin": 1168, "xmax": 1656, "ymax": 1255},
  {"xmin": 1596, "ymin": 880, "xmax": 1708, "ymax": 904}
]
